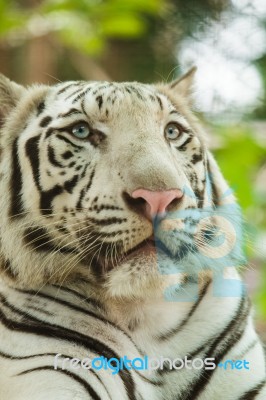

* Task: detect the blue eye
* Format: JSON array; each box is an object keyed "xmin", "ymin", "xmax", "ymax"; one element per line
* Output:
[
  {"xmin": 165, "ymin": 123, "xmax": 182, "ymax": 140},
  {"xmin": 72, "ymin": 123, "xmax": 90, "ymax": 139}
]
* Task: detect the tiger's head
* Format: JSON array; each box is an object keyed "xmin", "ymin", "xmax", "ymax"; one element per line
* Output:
[{"xmin": 0, "ymin": 69, "xmax": 244, "ymax": 299}]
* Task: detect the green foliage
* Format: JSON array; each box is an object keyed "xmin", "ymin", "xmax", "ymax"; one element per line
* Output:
[
  {"xmin": 0, "ymin": 1, "xmax": 27, "ymax": 37},
  {"xmin": 256, "ymin": 263, "xmax": 266, "ymax": 318},
  {"xmin": 213, "ymin": 124, "xmax": 266, "ymax": 318},
  {"xmin": 213, "ymin": 126, "xmax": 265, "ymax": 210},
  {"xmin": 254, "ymin": 55, "xmax": 266, "ymax": 120},
  {"xmin": 0, "ymin": 0, "xmax": 164, "ymax": 54}
]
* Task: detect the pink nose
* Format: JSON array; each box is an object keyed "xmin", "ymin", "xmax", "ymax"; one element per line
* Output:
[{"xmin": 131, "ymin": 189, "xmax": 183, "ymax": 219}]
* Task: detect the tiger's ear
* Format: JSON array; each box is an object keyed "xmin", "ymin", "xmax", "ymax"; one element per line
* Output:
[
  {"xmin": 0, "ymin": 74, "xmax": 25, "ymax": 124},
  {"xmin": 165, "ymin": 66, "xmax": 197, "ymax": 99}
]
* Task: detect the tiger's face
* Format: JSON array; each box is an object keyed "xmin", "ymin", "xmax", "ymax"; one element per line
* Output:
[{"xmin": 0, "ymin": 71, "xmax": 243, "ymax": 298}]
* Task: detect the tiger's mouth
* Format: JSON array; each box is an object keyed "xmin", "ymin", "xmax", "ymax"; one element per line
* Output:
[
  {"xmin": 97, "ymin": 235, "xmax": 173, "ymax": 271},
  {"xmin": 80, "ymin": 229, "xmax": 175, "ymax": 273},
  {"xmin": 122, "ymin": 236, "xmax": 157, "ymax": 259}
]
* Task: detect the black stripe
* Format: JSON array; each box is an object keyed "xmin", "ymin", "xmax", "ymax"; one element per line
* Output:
[
  {"xmin": 96, "ymin": 95, "xmax": 103, "ymax": 110},
  {"xmin": 0, "ymin": 350, "xmax": 59, "ymax": 360},
  {"xmin": 87, "ymin": 217, "xmax": 127, "ymax": 226},
  {"xmin": 23, "ymin": 226, "xmax": 57, "ymax": 252},
  {"xmin": 16, "ymin": 283, "xmax": 144, "ymax": 358},
  {"xmin": 73, "ymin": 90, "xmax": 87, "ymax": 104},
  {"xmin": 237, "ymin": 380, "xmax": 266, "ymax": 400},
  {"xmin": 157, "ymin": 279, "xmax": 211, "ymax": 341},
  {"xmin": 156, "ymin": 95, "xmax": 163, "ymax": 110},
  {"xmin": 81, "ymin": 97, "xmax": 89, "ymax": 118},
  {"xmin": 73, "ymin": 87, "xmax": 92, "ymax": 104},
  {"xmin": 45, "ymin": 127, "xmax": 55, "ymax": 139},
  {"xmin": 194, "ymin": 186, "xmax": 205, "ymax": 209},
  {"xmin": 65, "ymin": 88, "xmax": 85, "ymax": 101},
  {"xmin": 80, "ymin": 163, "xmax": 90, "ymax": 179},
  {"xmin": 25, "ymin": 135, "xmax": 41, "ymax": 189},
  {"xmin": 9, "ymin": 138, "xmax": 25, "ymax": 218},
  {"xmin": 95, "ymin": 84, "xmax": 110, "ymax": 91},
  {"xmin": 23, "ymin": 227, "xmax": 76, "ymax": 254},
  {"xmin": 40, "ymin": 185, "xmax": 63, "ymax": 215},
  {"xmin": 19, "ymin": 285, "xmax": 145, "ymax": 358},
  {"xmin": 191, "ymin": 152, "xmax": 203, "ymax": 164},
  {"xmin": 76, "ymin": 168, "xmax": 95, "ymax": 209},
  {"xmin": 0, "ymin": 349, "xmax": 112, "ymax": 398},
  {"xmin": 17, "ymin": 366, "xmax": 101, "ymax": 400},
  {"xmin": 210, "ymin": 298, "xmax": 250, "ymax": 358},
  {"xmin": 2, "ymin": 259, "xmax": 17, "ymax": 280},
  {"xmin": 207, "ymin": 157, "xmax": 220, "ymax": 206},
  {"xmin": 0, "ymin": 297, "xmax": 137, "ymax": 400},
  {"xmin": 182, "ymin": 295, "xmax": 250, "ymax": 400},
  {"xmin": 16, "ymin": 288, "xmax": 127, "ymax": 333},
  {"xmin": 169, "ymin": 110, "xmax": 179, "ymax": 115},
  {"xmin": 128, "ymin": 86, "xmax": 143, "ymax": 100},
  {"xmin": 158, "ymin": 341, "xmax": 210, "ymax": 376},
  {"xmin": 236, "ymin": 338, "xmax": 259, "ymax": 360},
  {"xmin": 57, "ymin": 82, "xmax": 82, "ymax": 96},
  {"xmin": 52, "ymin": 285, "xmax": 105, "ymax": 310},
  {"xmin": 40, "ymin": 116, "xmax": 52, "ymax": 128},
  {"xmin": 36, "ymin": 101, "xmax": 45, "ymax": 115},
  {"xmin": 177, "ymin": 135, "xmax": 192, "ymax": 151},
  {"xmin": 26, "ymin": 305, "xmax": 54, "ymax": 316},
  {"xmin": 48, "ymin": 145, "xmax": 64, "ymax": 168},
  {"xmin": 57, "ymin": 134, "xmax": 83, "ymax": 150},
  {"xmin": 90, "ymin": 204, "xmax": 124, "ymax": 212},
  {"xmin": 59, "ymin": 108, "xmax": 82, "ymax": 118},
  {"xmin": 77, "ymin": 188, "xmax": 86, "ymax": 209},
  {"xmin": 64, "ymin": 174, "xmax": 79, "ymax": 193}
]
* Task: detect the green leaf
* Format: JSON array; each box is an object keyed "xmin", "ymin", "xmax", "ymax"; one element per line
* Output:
[{"xmin": 101, "ymin": 14, "xmax": 146, "ymax": 37}]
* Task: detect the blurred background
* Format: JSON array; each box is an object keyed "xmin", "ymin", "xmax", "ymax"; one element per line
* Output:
[{"xmin": 0, "ymin": 0, "xmax": 265, "ymax": 339}]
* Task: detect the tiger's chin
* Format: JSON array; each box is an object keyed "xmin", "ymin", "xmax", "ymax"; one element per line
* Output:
[{"xmin": 101, "ymin": 238, "xmax": 182, "ymax": 300}]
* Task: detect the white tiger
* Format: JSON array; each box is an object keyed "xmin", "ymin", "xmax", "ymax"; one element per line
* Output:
[{"xmin": 0, "ymin": 68, "xmax": 265, "ymax": 399}]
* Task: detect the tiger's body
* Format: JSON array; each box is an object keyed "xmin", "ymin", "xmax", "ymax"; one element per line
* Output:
[{"xmin": 0, "ymin": 71, "xmax": 265, "ymax": 399}]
